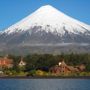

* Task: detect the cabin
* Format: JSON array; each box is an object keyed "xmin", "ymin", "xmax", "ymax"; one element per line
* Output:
[
  {"xmin": 50, "ymin": 60, "xmax": 85, "ymax": 75},
  {"xmin": 0, "ymin": 55, "xmax": 13, "ymax": 68},
  {"xmin": 76, "ymin": 64, "xmax": 86, "ymax": 71},
  {"xmin": 18, "ymin": 58, "xmax": 26, "ymax": 67}
]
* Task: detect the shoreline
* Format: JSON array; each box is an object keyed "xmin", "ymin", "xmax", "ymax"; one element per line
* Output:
[{"xmin": 0, "ymin": 76, "xmax": 90, "ymax": 79}]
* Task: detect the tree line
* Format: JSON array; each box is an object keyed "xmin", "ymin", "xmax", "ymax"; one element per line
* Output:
[{"xmin": 7, "ymin": 53, "xmax": 90, "ymax": 72}]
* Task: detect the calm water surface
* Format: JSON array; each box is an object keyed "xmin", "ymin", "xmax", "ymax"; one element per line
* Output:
[{"xmin": 0, "ymin": 79, "xmax": 90, "ymax": 90}]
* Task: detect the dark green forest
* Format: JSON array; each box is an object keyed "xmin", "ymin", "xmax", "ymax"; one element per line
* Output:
[
  {"xmin": 0, "ymin": 53, "xmax": 90, "ymax": 76},
  {"xmin": 7, "ymin": 53, "xmax": 90, "ymax": 72}
]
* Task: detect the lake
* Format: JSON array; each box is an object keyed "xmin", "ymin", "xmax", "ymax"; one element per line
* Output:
[{"xmin": 0, "ymin": 79, "xmax": 90, "ymax": 90}]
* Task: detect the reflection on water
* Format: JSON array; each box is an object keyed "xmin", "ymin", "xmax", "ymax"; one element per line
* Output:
[{"xmin": 0, "ymin": 79, "xmax": 90, "ymax": 90}]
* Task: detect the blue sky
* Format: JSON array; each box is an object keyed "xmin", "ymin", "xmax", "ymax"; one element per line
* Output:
[{"xmin": 0, "ymin": 0, "xmax": 90, "ymax": 31}]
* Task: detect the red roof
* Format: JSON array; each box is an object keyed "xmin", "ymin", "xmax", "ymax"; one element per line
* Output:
[{"xmin": 0, "ymin": 57, "xmax": 13, "ymax": 67}]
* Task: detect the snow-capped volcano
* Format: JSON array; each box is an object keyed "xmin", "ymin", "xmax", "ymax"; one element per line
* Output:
[
  {"xmin": 3, "ymin": 5, "xmax": 90, "ymax": 35},
  {"xmin": 0, "ymin": 5, "xmax": 90, "ymax": 54}
]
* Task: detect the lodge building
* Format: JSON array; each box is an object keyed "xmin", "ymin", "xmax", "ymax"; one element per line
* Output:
[
  {"xmin": 50, "ymin": 60, "xmax": 85, "ymax": 74},
  {"xmin": 18, "ymin": 57, "xmax": 26, "ymax": 67},
  {"xmin": 0, "ymin": 55, "xmax": 13, "ymax": 68}
]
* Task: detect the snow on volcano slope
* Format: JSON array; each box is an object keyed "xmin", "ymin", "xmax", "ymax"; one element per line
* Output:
[{"xmin": 3, "ymin": 5, "xmax": 90, "ymax": 35}]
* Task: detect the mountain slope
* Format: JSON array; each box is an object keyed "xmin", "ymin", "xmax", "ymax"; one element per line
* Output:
[
  {"xmin": 3, "ymin": 5, "xmax": 90, "ymax": 35},
  {"xmin": 0, "ymin": 5, "xmax": 90, "ymax": 54}
]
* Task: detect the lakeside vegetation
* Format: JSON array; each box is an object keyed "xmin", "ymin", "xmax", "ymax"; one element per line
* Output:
[{"xmin": 0, "ymin": 53, "xmax": 90, "ymax": 77}]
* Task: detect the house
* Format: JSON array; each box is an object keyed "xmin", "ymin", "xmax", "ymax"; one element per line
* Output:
[
  {"xmin": 18, "ymin": 58, "xmax": 26, "ymax": 67},
  {"xmin": 0, "ymin": 55, "xmax": 13, "ymax": 68},
  {"xmin": 50, "ymin": 61, "xmax": 73, "ymax": 74},
  {"xmin": 76, "ymin": 64, "xmax": 86, "ymax": 71},
  {"xmin": 50, "ymin": 60, "xmax": 85, "ymax": 75}
]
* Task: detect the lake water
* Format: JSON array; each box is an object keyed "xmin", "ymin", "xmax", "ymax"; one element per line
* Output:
[{"xmin": 0, "ymin": 79, "xmax": 90, "ymax": 90}]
